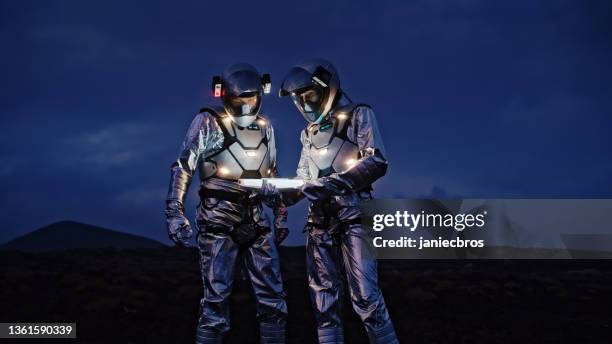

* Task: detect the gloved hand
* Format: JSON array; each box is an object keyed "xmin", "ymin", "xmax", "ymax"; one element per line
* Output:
[
  {"xmin": 165, "ymin": 200, "xmax": 193, "ymax": 247},
  {"xmin": 168, "ymin": 218, "xmax": 192, "ymax": 247},
  {"xmin": 275, "ymin": 227, "xmax": 289, "ymax": 244},
  {"xmin": 273, "ymin": 205, "xmax": 289, "ymax": 245},
  {"xmin": 301, "ymin": 176, "xmax": 350, "ymax": 202},
  {"xmin": 258, "ymin": 179, "xmax": 281, "ymax": 207}
]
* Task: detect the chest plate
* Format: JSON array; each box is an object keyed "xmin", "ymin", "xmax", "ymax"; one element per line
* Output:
[
  {"xmin": 200, "ymin": 114, "xmax": 271, "ymax": 181},
  {"xmin": 306, "ymin": 112, "xmax": 359, "ymax": 178}
]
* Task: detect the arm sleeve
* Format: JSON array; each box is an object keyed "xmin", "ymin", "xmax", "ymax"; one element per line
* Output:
[
  {"xmin": 296, "ymin": 129, "xmax": 312, "ymax": 180},
  {"xmin": 165, "ymin": 113, "xmax": 209, "ymax": 215},
  {"xmin": 331, "ymin": 106, "xmax": 388, "ymax": 191}
]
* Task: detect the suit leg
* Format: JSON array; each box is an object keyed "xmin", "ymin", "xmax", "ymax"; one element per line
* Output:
[
  {"xmin": 196, "ymin": 230, "xmax": 239, "ymax": 343},
  {"xmin": 242, "ymin": 228, "xmax": 288, "ymax": 343},
  {"xmin": 341, "ymin": 224, "xmax": 398, "ymax": 344},
  {"xmin": 307, "ymin": 226, "xmax": 345, "ymax": 344}
]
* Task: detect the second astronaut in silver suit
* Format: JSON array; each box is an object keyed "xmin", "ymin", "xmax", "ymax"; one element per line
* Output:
[
  {"xmin": 280, "ymin": 59, "xmax": 399, "ymax": 344},
  {"xmin": 165, "ymin": 64, "xmax": 288, "ymax": 344}
]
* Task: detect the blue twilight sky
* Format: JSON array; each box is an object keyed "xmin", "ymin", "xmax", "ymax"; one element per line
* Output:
[{"xmin": 1, "ymin": 0, "xmax": 611, "ymax": 246}]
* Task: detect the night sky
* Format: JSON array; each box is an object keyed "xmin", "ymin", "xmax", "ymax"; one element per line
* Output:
[{"xmin": 1, "ymin": 0, "xmax": 611, "ymax": 246}]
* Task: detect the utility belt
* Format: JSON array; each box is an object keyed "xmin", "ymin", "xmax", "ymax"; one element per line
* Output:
[
  {"xmin": 306, "ymin": 217, "xmax": 363, "ymax": 230},
  {"xmin": 206, "ymin": 222, "xmax": 269, "ymax": 247},
  {"xmin": 305, "ymin": 189, "xmax": 371, "ymax": 228},
  {"xmin": 305, "ymin": 217, "xmax": 363, "ymax": 246},
  {"xmin": 199, "ymin": 187, "xmax": 267, "ymax": 247},
  {"xmin": 198, "ymin": 187, "xmax": 260, "ymax": 205}
]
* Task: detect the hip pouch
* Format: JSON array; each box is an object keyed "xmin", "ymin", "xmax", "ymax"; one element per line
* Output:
[{"xmin": 232, "ymin": 222, "xmax": 269, "ymax": 247}]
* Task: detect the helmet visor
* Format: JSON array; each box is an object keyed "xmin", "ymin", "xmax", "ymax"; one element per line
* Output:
[
  {"xmin": 223, "ymin": 92, "xmax": 261, "ymax": 117},
  {"xmin": 290, "ymin": 86, "xmax": 325, "ymax": 122},
  {"xmin": 224, "ymin": 70, "xmax": 262, "ymax": 97},
  {"xmin": 280, "ymin": 67, "xmax": 313, "ymax": 96}
]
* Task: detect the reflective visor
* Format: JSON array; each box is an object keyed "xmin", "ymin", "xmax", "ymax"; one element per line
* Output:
[
  {"xmin": 224, "ymin": 70, "xmax": 262, "ymax": 97},
  {"xmin": 291, "ymin": 86, "xmax": 322, "ymax": 112},
  {"xmin": 279, "ymin": 67, "xmax": 313, "ymax": 96},
  {"xmin": 223, "ymin": 92, "xmax": 261, "ymax": 117}
]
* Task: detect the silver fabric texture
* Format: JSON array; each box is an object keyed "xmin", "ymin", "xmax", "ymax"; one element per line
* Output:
[
  {"xmin": 166, "ymin": 109, "xmax": 288, "ymax": 343},
  {"xmin": 196, "ymin": 328, "xmax": 222, "ymax": 344},
  {"xmin": 170, "ymin": 110, "xmax": 288, "ymax": 229},
  {"xmin": 196, "ymin": 229, "xmax": 287, "ymax": 335},
  {"xmin": 296, "ymin": 103, "xmax": 387, "ymax": 182},
  {"xmin": 306, "ymin": 214, "xmax": 396, "ymax": 343},
  {"xmin": 297, "ymin": 103, "xmax": 389, "ymax": 222},
  {"xmin": 297, "ymin": 102, "xmax": 397, "ymax": 343},
  {"xmin": 317, "ymin": 327, "xmax": 345, "ymax": 344}
]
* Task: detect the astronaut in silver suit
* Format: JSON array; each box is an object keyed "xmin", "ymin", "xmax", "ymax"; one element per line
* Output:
[
  {"xmin": 280, "ymin": 59, "xmax": 398, "ymax": 344},
  {"xmin": 165, "ymin": 63, "xmax": 289, "ymax": 344}
]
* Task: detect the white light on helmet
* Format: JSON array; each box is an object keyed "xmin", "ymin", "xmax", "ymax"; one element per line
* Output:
[
  {"xmin": 312, "ymin": 76, "xmax": 328, "ymax": 87},
  {"xmin": 214, "ymin": 84, "xmax": 222, "ymax": 98}
]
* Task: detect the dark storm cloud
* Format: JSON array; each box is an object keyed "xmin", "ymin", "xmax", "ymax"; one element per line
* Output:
[{"xmin": 1, "ymin": 0, "xmax": 611, "ymax": 244}]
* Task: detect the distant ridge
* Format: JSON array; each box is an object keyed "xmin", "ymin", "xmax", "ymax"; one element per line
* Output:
[{"xmin": 0, "ymin": 220, "xmax": 166, "ymax": 251}]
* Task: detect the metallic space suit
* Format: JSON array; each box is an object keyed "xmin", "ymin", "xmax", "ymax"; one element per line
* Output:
[
  {"xmin": 165, "ymin": 64, "xmax": 288, "ymax": 344},
  {"xmin": 280, "ymin": 59, "xmax": 398, "ymax": 344}
]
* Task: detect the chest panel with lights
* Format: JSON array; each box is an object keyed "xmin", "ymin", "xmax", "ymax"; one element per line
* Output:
[
  {"xmin": 199, "ymin": 108, "xmax": 272, "ymax": 181},
  {"xmin": 306, "ymin": 105, "xmax": 360, "ymax": 178}
]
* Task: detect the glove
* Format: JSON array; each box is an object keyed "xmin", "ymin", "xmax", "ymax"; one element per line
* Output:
[
  {"xmin": 301, "ymin": 176, "xmax": 350, "ymax": 202},
  {"xmin": 165, "ymin": 162, "xmax": 194, "ymax": 247},
  {"xmin": 168, "ymin": 219, "xmax": 192, "ymax": 247},
  {"xmin": 273, "ymin": 204, "xmax": 289, "ymax": 245},
  {"xmin": 165, "ymin": 200, "xmax": 193, "ymax": 247},
  {"xmin": 335, "ymin": 147, "xmax": 388, "ymax": 191},
  {"xmin": 301, "ymin": 148, "xmax": 388, "ymax": 202},
  {"xmin": 275, "ymin": 227, "xmax": 289, "ymax": 244},
  {"xmin": 257, "ymin": 179, "xmax": 281, "ymax": 207}
]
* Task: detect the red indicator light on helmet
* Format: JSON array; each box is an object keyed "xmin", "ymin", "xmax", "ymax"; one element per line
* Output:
[{"xmin": 211, "ymin": 75, "xmax": 222, "ymax": 98}]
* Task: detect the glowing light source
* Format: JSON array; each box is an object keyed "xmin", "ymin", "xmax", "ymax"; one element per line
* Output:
[
  {"xmin": 219, "ymin": 167, "xmax": 230, "ymax": 175},
  {"xmin": 346, "ymin": 158, "xmax": 356, "ymax": 166},
  {"xmin": 245, "ymin": 150, "xmax": 258, "ymax": 157},
  {"xmin": 267, "ymin": 169, "xmax": 271, "ymax": 174},
  {"xmin": 337, "ymin": 114, "xmax": 347, "ymax": 120},
  {"xmin": 318, "ymin": 148, "xmax": 328, "ymax": 156},
  {"xmin": 258, "ymin": 119, "xmax": 266, "ymax": 126},
  {"xmin": 214, "ymin": 84, "xmax": 222, "ymax": 98}
]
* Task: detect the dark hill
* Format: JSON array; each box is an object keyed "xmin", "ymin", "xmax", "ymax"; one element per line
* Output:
[{"xmin": 0, "ymin": 220, "xmax": 166, "ymax": 251}]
